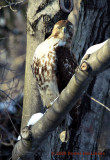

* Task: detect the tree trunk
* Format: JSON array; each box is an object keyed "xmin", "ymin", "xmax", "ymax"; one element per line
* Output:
[
  {"xmin": 21, "ymin": 0, "xmax": 71, "ymax": 130},
  {"xmin": 13, "ymin": 0, "xmax": 110, "ymax": 160},
  {"xmin": 72, "ymin": 0, "xmax": 110, "ymax": 160},
  {"xmin": 21, "ymin": 0, "xmax": 73, "ymax": 160}
]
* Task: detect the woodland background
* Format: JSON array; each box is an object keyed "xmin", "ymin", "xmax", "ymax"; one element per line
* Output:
[
  {"xmin": 0, "ymin": 0, "xmax": 27, "ymax": 159},
  {"xmin": 0, "ymin": 0, "xmax": 110, "ymax": 160}
]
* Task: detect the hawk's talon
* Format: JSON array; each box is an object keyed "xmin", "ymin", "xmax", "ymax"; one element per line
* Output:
[{"xmin": 45, "ymin": 104, "xmax": 52, "ymax": 109}]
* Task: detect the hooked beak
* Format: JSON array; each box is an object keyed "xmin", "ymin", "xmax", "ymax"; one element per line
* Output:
[{"xmin": 62, "ymin": 26, "xmax": 66, "ymax": 33}]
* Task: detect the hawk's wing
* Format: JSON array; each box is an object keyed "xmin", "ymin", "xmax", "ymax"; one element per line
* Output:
[
  {"xmin": 32, "ymin": 38, "xmax": 60, "ymax": 107},
  {"xmin": 55, "ymin": 46, "xmax": 78, "ymax": 93}
]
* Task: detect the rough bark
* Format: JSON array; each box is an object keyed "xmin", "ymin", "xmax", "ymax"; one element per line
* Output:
[
  {"xmin": 72, "ymin": 0, "xmax": 110, "ymax": 159},
  {"xmin": 12, "ymin": 0, "xmax": 110, "ymax": 160}
]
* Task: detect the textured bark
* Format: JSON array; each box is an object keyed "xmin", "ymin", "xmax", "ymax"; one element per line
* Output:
[
  {"xmin": 12, "ymin": 0, "xmax": 110, "ymax": 160},
  {"xmin": 72, "ymin": 0, "xmax": 110, "ymax": 159}
]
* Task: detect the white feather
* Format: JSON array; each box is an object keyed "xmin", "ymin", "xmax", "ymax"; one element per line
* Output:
[{"xmin": 34, "ymin": 37, "xmax": 66, "ymax": 59}]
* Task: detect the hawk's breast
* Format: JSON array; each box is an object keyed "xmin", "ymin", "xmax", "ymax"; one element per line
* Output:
[{"xmin": 32, "ymin": 38, "xmax": 60, "ymax": 90}]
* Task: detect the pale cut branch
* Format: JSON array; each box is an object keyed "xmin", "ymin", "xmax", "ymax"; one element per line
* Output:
[{"xmin": 12, "ymin": 39, "xmax": 110, "ymax": 160}]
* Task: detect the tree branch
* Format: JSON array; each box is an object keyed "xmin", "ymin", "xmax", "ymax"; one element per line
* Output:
[
  {"xmin": 0, "ymin": 0, "xmax": 26, "ymax": 10},
  {"xmin": 12, "ymin": 39, "xmax": 110, "ymax": 160}
]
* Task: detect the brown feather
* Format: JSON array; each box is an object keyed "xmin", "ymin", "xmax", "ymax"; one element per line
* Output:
[{"xmin": 55, "ymin": 46, "xmax": 78, "ymax": 93}]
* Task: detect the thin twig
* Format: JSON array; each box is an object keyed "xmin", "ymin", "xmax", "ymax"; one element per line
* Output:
[
  {"xmin": 4, "ymin": 109, "xmax": 20, "ymax": 136},
  {"xmin": 0, "ymin": 62, "xmax": 20, "ymax": 73},
  {"xmin": 0, "ymin": 0, "xmax": 26, "ymax": 10},
  {"xmin": 86, "ymin": 93, "xmax": 110, "ymax": 112},
  {"xmin": 0, "ymin": 72, "xmax": 24, "ymax": 84},
  {"xmin": 0, "ymin": 89, "xmax": 22, "ymax": 109},
  {"xmin": 0, "ymin": 140, "xmax": 14, "ymax": 147},
  {"xmin": 0, "ymin": 125, "xmax": 16, "ymax": 140},
  {"xmin": 0, "ymin": 37, "xmax": 9, "ymax": 40}
]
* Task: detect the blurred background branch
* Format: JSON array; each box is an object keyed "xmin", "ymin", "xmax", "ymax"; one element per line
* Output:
[{"xmin": 0, "ymin": 1, "xmax": 27, "ymax": 159}]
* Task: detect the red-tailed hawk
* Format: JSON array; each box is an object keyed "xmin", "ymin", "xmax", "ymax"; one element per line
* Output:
[{"xmin": 31, "ymin": 20, "xmax": 78, "ymax": 108}]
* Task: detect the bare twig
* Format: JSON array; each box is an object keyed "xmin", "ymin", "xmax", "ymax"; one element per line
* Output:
[
  {"xmin": 86, "ymin": 93, "xmax": 110, "ymax": 112},
  {"xmin": 0, "ymin": 125, "xmax": 16, "ymax": 140},
  {"xmin": 0, "ymin": 72, "xmax": 24, "ymax": 84},
  {"xmin": 0, "ymin": 140, "xmax": 14, "ymax": 147},
  {"xmin": 0, "ymin": 89, "xmax": 22, "ymax": 109},
  {"xmin": 4, "ymin": 109, "xmax": 20, "ymax": 136},
  {"xmin": 0, "ymin": 63, "xmax": 20, "ymax": 73},
  {"xmin": 0, "ymin": 0, "xmax": 26, "ymax": 10},
  {"xmin": 0, "ymin": 37, "xmax": 9, "ymax": 40}
]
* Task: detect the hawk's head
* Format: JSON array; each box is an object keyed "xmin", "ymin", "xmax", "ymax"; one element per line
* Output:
[{"xmin": 51, "ymin": 20, "xmax": 74, "ymax": 41}]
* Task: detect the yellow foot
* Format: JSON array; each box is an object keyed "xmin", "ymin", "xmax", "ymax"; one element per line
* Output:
[{"xmin": 46, "ymin": 103, "xmax": 52, "ymax": 109}]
